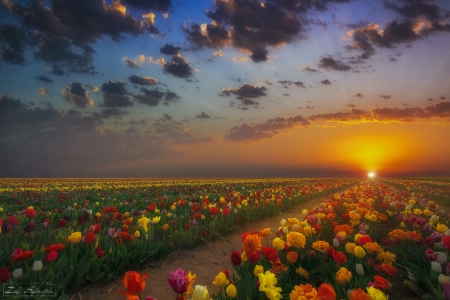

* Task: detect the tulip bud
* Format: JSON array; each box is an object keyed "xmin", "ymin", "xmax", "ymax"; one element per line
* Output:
[
  {"xmin": 12, "ymin": 268, "xmax": 23, "ymax": 278},
  {"xmin": 356, "ymin": 263, "xmax": 364, "ymax": 276},
  {"xmin": 32, "ymin": 261, "xmax": 43, "ymax": 272},
  {"xmin": 280, "ymin": 219, "xmax": 286, "ymax": 226},
  {"xmin": 432, "ymin": 261, "xmax": 443, "ymax": 273}
]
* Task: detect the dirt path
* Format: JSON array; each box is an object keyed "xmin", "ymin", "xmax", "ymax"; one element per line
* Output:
[{"xmin": 77, "ymin": 193, "xmax": 334, "ymax": 300}]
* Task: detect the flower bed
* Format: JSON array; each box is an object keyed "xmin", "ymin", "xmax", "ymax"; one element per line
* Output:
[
  {"xmin": 115, "ymin": 180, "xmax": 450, "ymax": 300},
  {"xmin": 0, "ymin": 178, "xmax": 357, "ymax": 298}
]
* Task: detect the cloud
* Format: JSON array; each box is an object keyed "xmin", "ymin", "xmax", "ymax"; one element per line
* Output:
[
  {"xmin": 294, "ymin": 81, "xmax": 305, "ymax": 88},
  {"xmin": 183, "ymin": 0, "xmax": 304, "ymax": 62},
  {"xmin": 250, "ymin": 47, "xmax": 269, "ymax": 63},
  {"xmin": 300, "ymin": 66, "xmax": 318, "ymax": 72},
  {"xmin": 162, "ymin": 113, "xmax": 172, "ymax": 121},
  {"xmin": 308, "ymin": 107, "xmax": 370, "ymax": 122},
  {"xmin": 92, "ymin": 108, "xmax": 129, "ymax": 119},
  {"xmin": 121, "ymin": 0, "xmax": 171, "ymax": 12},
  {"xmin": 128, "ymin": 118, "xmax": 146, "ymax": 126},
  {"xmin": 221, "ymin": 83, "xmax": 267, "ymax": 98},
  {"xmin": 166, "ymin": 129, "xmax": 215, "ymax": 145},
  {"xmin": 321, "ymin": 79, "xmax": 332, "ymax": 85},
  {"xmin": 35, "ymin": 75, "xmax": 54, "ymax": 83},
  {"xmin": 38, "ymin": 88, "xmax": 49, "ymax": 96},
  {"xmin": 122, "ymin": 55, "xmax": 146, "ymax": 68},
  {"xmin": 162, "ymin": 54, "xmax": 194, "ymax": 78},
  {"xmin": 63, "ymin": 82, "xmax": 94, "ymax": 107},
  {"xmin": 196, "ymin": 112, "xmax": 211, "ymax": 119},
  {"xmin": 34, "ymin": 35, "xmax": 97, "ymax": 75},
  {"xmin": 134, "ymin": 87, "xmax": 165, "ymax": 106},
  {"xmin": 354, "ymin": 93, "xmax": 364, "ymax": 98},
  {"xmin": 213, "ymin": 49, "xmax": 224, "ymax": 57},
  {"xmin": 318, "ymin": 56, "xmax": 351, "ymax": 71},
  {"xmin": 223, "ymin": 114, "xmax": 310, "ymax": 142},
  {"xmin": 101, "ymin": 80, "xmax": 133, "ymax": 108},
  {"xmin": 380, "ymin": 95, "xmax": 392, "ymax": 99},
  {"xmin": 0, "ymin": 23, "xmax": 27, "ymax": 64},
  {"xmin": 160, "ymin": 44, "xmax": 182, "ymax": 55},
  {"xmin": 128, "ymin": 74, "xmax": 157, "ymax": 85},
  {"xmin": 165, "ymin": 91, "xmax": 181, "ymax": 102}
]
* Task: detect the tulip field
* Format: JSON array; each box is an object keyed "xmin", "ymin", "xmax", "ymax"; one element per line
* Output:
[{"xmin": 0, "ymin": 178, "xmax": 449, "ymax": 300}]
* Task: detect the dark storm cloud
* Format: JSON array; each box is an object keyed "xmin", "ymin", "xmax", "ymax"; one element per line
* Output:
[
  {"xmin": 134, "ymin": 88, "xmax": 164, "ymax": 106},
  {"xmin": 196, "ymin": 112, "xmax": 211, "ymax": 119},
  {"xmin": 221, "ymin": 83, "xmax": 267, "ymax": 98},
  {"xmin": 160, "ymin": 44, "xmax": 182, "ymax": 55},
  {"xmin": 121, "ymin": 0, "xmax": 171, "ymax": 11},
  {"xmin": 128, "ymin": 75, "xmax": 157, "ymax": 86},
  {"xmin": 250, "ymin": 47, "xmax": 269, "ymax": 63},
  {"xmin": 223, "ymin": 114, "xmax": 310, "ymax": 142},
  {"xmin": 162, "ymin": 54, "xmax": 194, "ymax": 78},
  {"xmin": 101, "ymin": 80, "xmax": 133, "ymax": 107},
  {"xmin": 321, "ymin": 79, "xmax": 332, "ymax": 85},
  {"xmin": 1, "ymin": 0, "xmax": 158, "ymax": 72},
  {"xmin": 165, "ymin": 91, "xmax": 181, "ymax": 102},
  {"xmin": 35, "ymin": 75, "xmax": 54, "ymax": 83},
  {"xmin": 63, "ymin": 82, "xmax": 94, "ymax": 108},
  {"xmin": 34, "ymin": 35, "xmax": 97, "ymax": 75},
  {"xmin": 8, "ymin": 0, "xmax": 145, "ymax": 44},
  {"xmin": 318, "ymin": 56, "xmax": 351, "ymax": 71},
  {"xmin": 184, "ymin": 0, "xmax": 304, "ymax": 62},
  {"xmin": 101, "ymin": 80, "xmax": 128, "ymax": 95},
  {"xmin": 384, "ymin": 0, "xmax": 441, "ymax": 22},
  {"xmin": 0, "ymin": 23, "xmax": 27, "ymax": 64},
  {"xmin": 92, "ymin": 108, "xmax": 129, "ymax": 119}
]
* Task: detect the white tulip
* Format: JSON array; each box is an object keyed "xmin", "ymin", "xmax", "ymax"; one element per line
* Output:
[
  {"xmin": 12, "ymin": 268, "xmax": 23, "ymax": 278},
  {"xmin": 280, "ymin": 219, "xmax": 286, "ymax": 226},
  {"xmin": 431, "ymin": 261, "xmax": 442, "ymax": 273},
  {"xmin": 436, "ymin": 252, "xmax": 447, "ymax": 264},
  {"xmin": 333, "ymin": 238, "xmax": 340, "ymax": 247},
  {"xmin": 356, "ymin": 263, "xmax": 364, "ymax": 276},
  {"xmin": 282, "ymin": 227, "xmax": 289, "ymax": 234},
  {"xmin": 32, "ymin": 260, "xmax": 43, "ymax": 271},
  {"xmin": 445, "ymin": 229, "xmax": 450, "ymax": 236}
]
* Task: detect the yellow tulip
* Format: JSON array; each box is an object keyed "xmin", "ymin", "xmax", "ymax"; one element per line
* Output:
[
  {"xmin": 353, "ymin": 246, "xmax": 366, "ymax": 258},
  {"xmin": 67, "ymin": 232, "xmax": 82, "ymax": 243},
  {"xmin": 226, "ymin": 284, "xmax": 237, "ymax": 298},
  {"xmin": 254, "ymin": 265, "xmax": 264, "ymax": 276},
  {"xmin": 212, "ymin": 271, "xmax": 229, "ymax": 288}
]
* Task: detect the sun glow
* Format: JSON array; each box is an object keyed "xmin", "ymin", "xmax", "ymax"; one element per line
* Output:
[{"xmin": 368, "ymin": 172, "xmax": 375, "ymax": 178}]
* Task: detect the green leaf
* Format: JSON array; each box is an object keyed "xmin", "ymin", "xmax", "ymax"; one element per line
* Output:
[{"xmin": 236, "ymin": 275, "xmax": 253, "ymax": 300}]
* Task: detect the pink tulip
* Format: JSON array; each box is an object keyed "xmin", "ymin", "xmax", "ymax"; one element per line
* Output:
[{"xmin": 167, "ymin": 268, "xmax": 188, "ymax": 295}]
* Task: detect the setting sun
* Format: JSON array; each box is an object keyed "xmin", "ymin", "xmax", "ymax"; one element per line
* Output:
[{"xmin": 368, "ymin": 172, "xmax": 375, "ymax": 178}]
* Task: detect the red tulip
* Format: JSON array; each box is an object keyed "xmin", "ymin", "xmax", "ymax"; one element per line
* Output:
[
  {"xmin": 23, "ymin": 208, "xmax": 36, "ymax": 219},
  {"xmin": 0, "ymin": 268, "xmax": 11, "ymax": 282},
  {"xmin": 45, "ymin": 251, "xmax": 58, "ymax": 262},
  {"xmin": 84, "ymin": 232, "xmax": 96, "ymax": 245},
  {"xmin": 118, "ymin": 271, "xmax": 148, "ymax": 300}
]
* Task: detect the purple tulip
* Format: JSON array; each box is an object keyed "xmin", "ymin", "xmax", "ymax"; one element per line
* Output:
[
  {"xmin": 424, "ymin": 248, "xmax": 439, "ymax": 261},
  {"xmin": 423, "ymin": 223, "xmax": 432, "ymax": 232},
  {"xmin": 445, "ymin": 262, "xmax": 450, "ymax": 276},
  {"xmin": 429, "ymin": 232, "xmax": 443, "ymax": 243},
  {"xmin": 167, "ymin": 268, "xmax": 188, "ymax": 294},
  {"xmin": 443, "ymin": 283, "xmax": 450, "ymax": 300},
  {"xmin": 416, "ymin": 218, "xmax": 427, "ymax": 225}
]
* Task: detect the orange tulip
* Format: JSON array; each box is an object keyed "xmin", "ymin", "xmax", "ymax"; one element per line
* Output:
[
  {"xmin": 349, "ymin": 288, "xmax": 371, "ymax": 300},
  {"xmin": 118, "ymin": 271, "xmax": 148, "ymax": 300},
  {"xmin": 286, "ymin": 251, "xmax": 299, "ymax": 264},
  {"xmin": 317, "ymin": 283, "xmax": 336, "ymax": 300}
]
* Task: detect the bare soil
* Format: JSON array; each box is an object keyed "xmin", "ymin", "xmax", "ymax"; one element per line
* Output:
[{"xmin": 74, "ymin": 190, "xmax": 420, "ymax": 300}]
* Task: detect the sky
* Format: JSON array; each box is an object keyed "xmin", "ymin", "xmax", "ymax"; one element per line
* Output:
[{"xmin": 1, "ymin": 0, "xmax": 450, "ymax": 178}]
